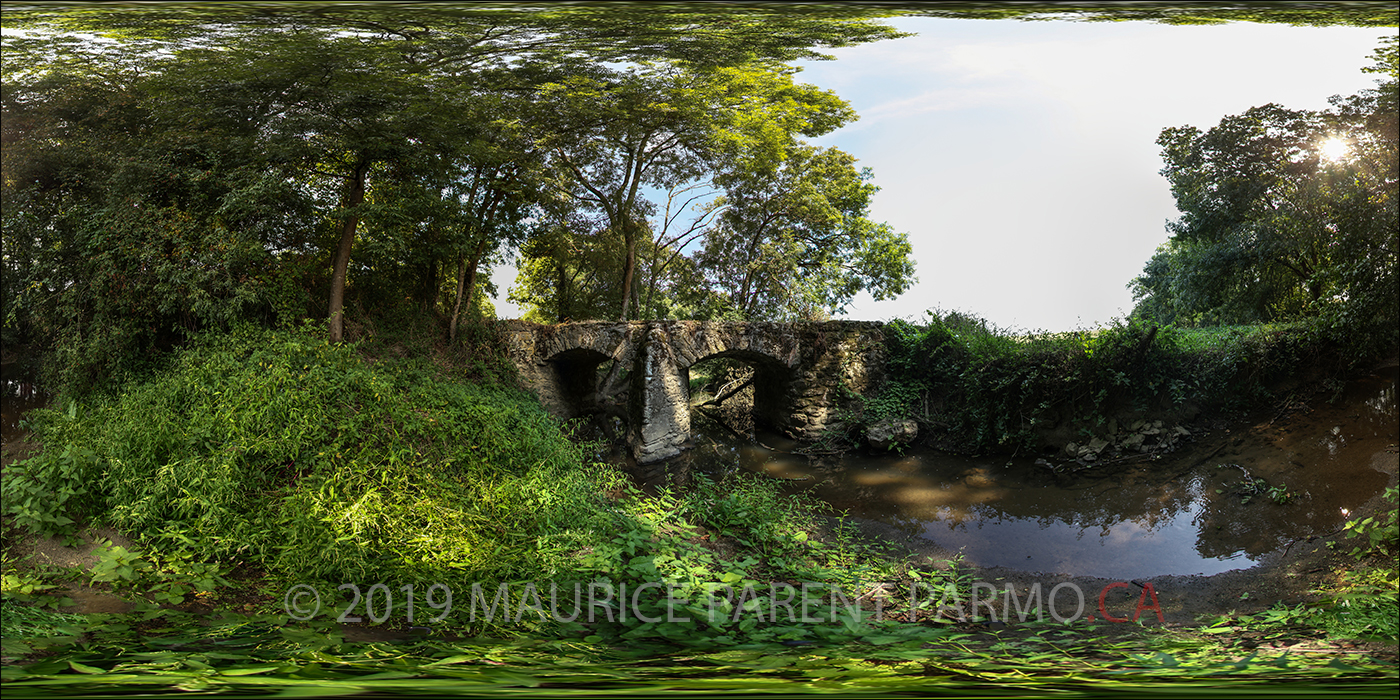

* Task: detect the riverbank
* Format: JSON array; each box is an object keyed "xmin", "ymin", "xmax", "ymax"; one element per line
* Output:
[{"xmin": 2, "ymin": 326, "xmax": 1395, "ymax": 696}]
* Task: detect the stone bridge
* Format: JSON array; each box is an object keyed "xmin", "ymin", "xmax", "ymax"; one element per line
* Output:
[{"xmin": 502, "ymin": 321, "xmax": 887, "ymax": 463}]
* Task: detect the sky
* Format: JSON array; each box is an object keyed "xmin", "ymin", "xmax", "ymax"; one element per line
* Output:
[{"xmin": 489, "ymin": 15, "xmax": 1388, "ymax": 332}]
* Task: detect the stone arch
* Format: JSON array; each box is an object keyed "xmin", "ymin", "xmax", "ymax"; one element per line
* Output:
[
  {"xmin": 684, "ymin": 347, "xmax": 795, "ymax": 434},
  {"xmin": 503, "ymin": 321, "xmax": 639, "ymax": 423},
  {"xmin": 545, "ymin": 347, "xmax": 615, "ymax": 420},
  {"xmin": 504, "ymin": 320, "xmax": 885, "ymax": 464}
]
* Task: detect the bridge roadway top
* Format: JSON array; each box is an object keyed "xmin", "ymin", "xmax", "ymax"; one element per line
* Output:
[{"xmin": 502, "ymin": 319, "xmax": 885, "ymax": 365}]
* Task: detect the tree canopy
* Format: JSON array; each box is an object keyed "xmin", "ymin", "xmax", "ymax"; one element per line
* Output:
[
  {"xmin": 6, "ymin": 2, "xmax": 1393, "ymax": 393},
  {"xmin": 1130, "ymin": 37, "xmax": 1397, "ymax": 332},
  {"xmin": 1, "ymin": 3, "xmax": 916, "ymax": 390}
]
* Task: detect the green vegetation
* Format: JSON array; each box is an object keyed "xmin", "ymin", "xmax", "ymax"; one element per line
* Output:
[
  {"xmin": 1, "ymin": 2, "xmax": 916, "ymax": 393},
  {"xmin": 1130, "ymin": 38, "xmax": 1397, "ymax": 341},
  {"xmin": 850, "ymin": 36, "xmax": 1397, "ymax": 455},
  {"xmin": 3, "ymin": 3, "xmax": 1398, "ymax": 697},
  {"xmin": 1342, "ymin": 485, "xmax": 1400, "ymax": 560},
  {"xmin": 854, "ymin": 312, "xmax": 1348, "ymax": 454},
  {"xmin": 1215, "ymin": 486, "xmax": 1398, "ymax": 656},
  {"xmin": 1, "ymin": 607, "xmax": 1395, "ymax": 697},
  {"xmin": 2, "ymin": 327, "xmax": 915, "ymax": 633},
  {"xmin": 6, "ymin": 323, "xmax": 1394, "ymax": 695}
]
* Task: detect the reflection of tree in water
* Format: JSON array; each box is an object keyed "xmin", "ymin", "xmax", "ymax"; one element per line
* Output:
[
  {"xmin": 802, "ymin": 452, "xmax": 1333, "ymax": 562},
  {"xmin": 827, "ymin": 459, "xmax": 1201, "ymax": 530},
  {"xmin": 657, "ymin": 436, "xmax": 1355, "ymax": 563},
  {"xmin": 1190, "ymin": 471, "xmax": 1325, "ymax": 560},
  {"xmin": 690, "ymin": 410, "xmax": 749, "ymax": 459}
]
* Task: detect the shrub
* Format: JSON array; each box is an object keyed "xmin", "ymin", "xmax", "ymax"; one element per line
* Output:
[
  {"xmin": 874, "ymin": 310, "xmax": 1354, "ymax": 453},
  {"xmin": 2, "ymin": 325, "xmax": 621, "ymax": 588}
]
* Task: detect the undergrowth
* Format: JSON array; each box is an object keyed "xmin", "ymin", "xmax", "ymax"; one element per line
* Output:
[
  {"xmin": 1, "ymin": 603, "xmax": 1393, "ymax": 697},
  {"xmin": 3, "ymin": 323, "xmax": 613, "ymax": 589},
  {"xmin": 1, "ymin": 325, "xmax": 924, "ymax": 646},
  {"xmin": 3, "ymin": 325, "xmax": 1395, "ymax": 696},
  {"xmin": 853, "ymin": 309, "xmax": 1359, "ymax": 454}
]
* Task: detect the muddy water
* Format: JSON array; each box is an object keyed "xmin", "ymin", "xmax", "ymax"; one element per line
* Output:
[{"xmin": 641, "ymin": 367, "xmax": 1397, "ymax": 582}]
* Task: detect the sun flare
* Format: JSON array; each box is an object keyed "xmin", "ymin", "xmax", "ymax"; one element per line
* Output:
[{"xmin": 1319, "ymin": 137, "xmax": 1350, "ymax": 162}]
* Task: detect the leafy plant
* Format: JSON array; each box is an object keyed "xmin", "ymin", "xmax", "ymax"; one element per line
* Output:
[
  {"xmin": 87, "ymin": 541, "xmax": 229, "ymax": 609},
  {"xmin": 1, "ymin": 443, "xmax": 104, "ymax": 541},
  {"xmin": 0, "ymin": 569, "xmax": 74, "ymax": 610},
  {"xmin": 877, "ymin": 308, "xmax": 1345, "ymax": 455},
  {"xmin": 1341, "ymin": 485, "xmax": 1399, "ymax": 559}
]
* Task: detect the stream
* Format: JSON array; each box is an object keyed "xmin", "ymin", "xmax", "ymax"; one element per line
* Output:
[{"xmin": 623, "ymin": 366, "xmax": 1398, "ymax": 581}]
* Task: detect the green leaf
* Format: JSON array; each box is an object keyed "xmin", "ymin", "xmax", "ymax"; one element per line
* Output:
[{"xmin": 67, "ymin": 660, "xmax": 109, "ymax": 675}]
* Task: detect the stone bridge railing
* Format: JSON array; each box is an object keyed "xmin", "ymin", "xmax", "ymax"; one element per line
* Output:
[{"xmin": 502, "ymin": 320, "xmax": 886, "ymax": 463}]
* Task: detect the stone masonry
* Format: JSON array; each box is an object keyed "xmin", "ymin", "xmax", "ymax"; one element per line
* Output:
[{"xmin": 502, "ymin": 320, "xmax": 886, "ymax": 463}]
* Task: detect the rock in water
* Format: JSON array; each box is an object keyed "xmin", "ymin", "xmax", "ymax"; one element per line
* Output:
[{"xmin": 867, "ymin": 418, "xmax": 919, "ymax": 451}]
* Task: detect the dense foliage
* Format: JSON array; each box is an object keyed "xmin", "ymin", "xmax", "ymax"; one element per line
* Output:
[
  {"xmin": 1, "ymin": 327, "xmax": 911, "ymax": 642},
  {"xmin": 1130, "ymin": 38, "xmax": 1397, "ymax": 338},
  {"xmin": 2, "ymin": 327, "xmax": 613, "ymax": 581},
  {"xmin": 1, "ymin": 4, "xmax": 917, "ymax": 394},
  {"xmin": 862, "ymin": 311, "xmax": 1347, "ymax": 454},
  {"xmin": 3, "ymin": 5, "xmax": 1397, "ymax": 696},
  {"xmin": 2, "ymin": 607, "xmax": 1395, "ymax": 697}
]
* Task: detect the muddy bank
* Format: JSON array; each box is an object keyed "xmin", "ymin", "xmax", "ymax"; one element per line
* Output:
[
  {"xmin": 4, "ymin": 360, "xmax": 1393, "ymax": 649},
  {"xmin": 621, "ymin": 358, "xmax": 1397, "ymax": 635}
]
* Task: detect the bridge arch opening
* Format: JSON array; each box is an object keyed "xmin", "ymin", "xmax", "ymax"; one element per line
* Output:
[
  {"xmin": 546, "ymin": 347, "xmax": 628, "ymax": 438},
  {"xmin": 685, "ymin": 349, "xmax": 792, "ymax": 438}
]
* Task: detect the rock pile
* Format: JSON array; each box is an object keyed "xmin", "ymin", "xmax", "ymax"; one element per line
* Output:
[
  {"xmin": 867, "ymin": 417, "xmax": 919, "ymax": 451},
  {"xmin": 1063, "ymin": 419, "xmax": 1191, "ymax": 462}
]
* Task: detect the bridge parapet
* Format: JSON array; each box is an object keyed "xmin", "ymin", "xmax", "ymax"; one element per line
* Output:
[{"xmin": 502, "ymin": 320, "xmax": 886, "ymax": 463}]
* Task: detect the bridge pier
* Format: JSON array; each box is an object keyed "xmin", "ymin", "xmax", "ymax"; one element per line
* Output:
[{"xmin": 631, "ymin": 326, "xmax": 691, "ymax": 463}]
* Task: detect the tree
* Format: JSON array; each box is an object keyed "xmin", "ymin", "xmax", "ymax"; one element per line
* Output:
[
  {"xmin": 1131, "ymin": 38, "xmax": 1397, "ymax": 328},
  {"xmin": 1, "ymin": 48, "xmax": 310, "ymax": 390},
  {"xmin": 694, "ymin": 145, "xmax": 916, "ymax": 320},
  {"xmin": 529, "ymin": 64, "xmax": 725, "ymax": 321},
  {"xmin": 4, "ymin": 5, "xmax": 906, "ymax": 350},
  {"xmin": 527, "ymin": 60, "xmax": 861, "ymax": 320}
]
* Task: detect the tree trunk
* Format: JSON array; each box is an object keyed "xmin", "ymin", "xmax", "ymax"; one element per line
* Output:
[
  {"xmin": 450, "ymin": 235, "xmax": 492, "ymax": 340},
  {"xmin": 449, "ymin": 256, "xmax": 468, "ymax": 342},
  {"xmin": 556, "ymin": 257, "xmax": 568, "ymax": 323},
  {"xmin": 619, "ymin": 222, "xmax": 636, "ymax": 321},
  {"xmin": 328, "ymin": 161, "xmax": 368, "ymax": 344}
]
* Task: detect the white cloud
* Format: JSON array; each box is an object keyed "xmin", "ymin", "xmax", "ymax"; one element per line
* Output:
[{"xmin": 494, "ymin": 17, "xmax": 1386, "ymax": 330}]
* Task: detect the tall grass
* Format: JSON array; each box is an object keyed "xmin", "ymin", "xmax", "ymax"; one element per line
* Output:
[{"xmin": 2, "ymin": 324, "xmax": 918, "ymax": 643}]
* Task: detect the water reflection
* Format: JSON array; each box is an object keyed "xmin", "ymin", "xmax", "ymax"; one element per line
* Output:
[{"xmin": 631, "ymin": 369, "xmax": 1398, "ymax": 581}]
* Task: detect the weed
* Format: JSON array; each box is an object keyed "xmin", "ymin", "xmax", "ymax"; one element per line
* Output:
[
  {"xmin": 1341, "ymin": 485, "xmax": 1399, "ymax": 559},
  {"xmin": 88, "ymin": 540, "xmax": 229, "ymax": 609},
  {"xmin": 1, "ymin": 326, "xmax": 622, "ymax": 598}
]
